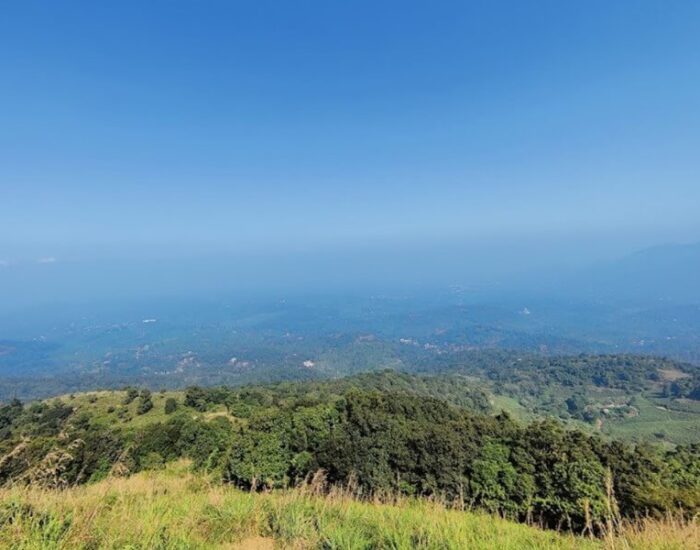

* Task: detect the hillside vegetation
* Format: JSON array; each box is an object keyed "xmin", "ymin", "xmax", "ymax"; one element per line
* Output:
[
  {"xmin": 1, "ymin": 373, "xmax": 699, "ymax": 538},
  {"xmin": 404, "ymin": 352, "xmax": 700, "ymax": 445},
  {"xmin": 4, "ymin": 342, "xmax": 698, "ymax": 447},
  {"xmin": 1, "ymin": 462, "xmax": 696, "ymax": 549},
  {"xmin": 39, "ymin": 351, "xmax": 700, "ymax": 446}
]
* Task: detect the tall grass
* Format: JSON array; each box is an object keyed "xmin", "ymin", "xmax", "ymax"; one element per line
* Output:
[{"xmin": 0, "ymin": 462, "xmax": 696, "ymax": 549}]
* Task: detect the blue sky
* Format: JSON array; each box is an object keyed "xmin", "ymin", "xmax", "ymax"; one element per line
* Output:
[{"xmin": 2, "ymin": 1, "xmax": 700, "ymax": 266}]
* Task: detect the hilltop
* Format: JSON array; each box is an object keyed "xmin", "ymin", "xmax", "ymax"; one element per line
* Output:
[{"xmin": 1, "ymin": 372, "xmax": 699, "ymax": 543}]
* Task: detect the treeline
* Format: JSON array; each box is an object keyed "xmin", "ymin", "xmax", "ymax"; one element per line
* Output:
[
  {"xmin": 214, "ymin": 388, "xmax": 700, "ymax": 530},
  {"xmin": 183, "ymin": 370, "xmax": 492, "ymax": 415},
  {"xmin": 1, "ymin": 379, "xmax": 698, "ymax": 533}
]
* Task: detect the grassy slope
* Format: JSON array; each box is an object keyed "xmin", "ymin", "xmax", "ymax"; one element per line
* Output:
[
  {"xmin": 600, "ymin": 394, "xmax": 700, "ymax": 445},
  {"xmin": 47, "ymin": 390, "xmax": 231, "ymax": 432},
  {"xmin": 1, "ymin": 462, "xmax": 696, "ymax": 549},
  {"xmin": 48, "ymin": 390, "xmax": 183, "ymax": 428},
  {"xmin": 489, "ymin": 394, "xmax": 536, "ymax": 422}
]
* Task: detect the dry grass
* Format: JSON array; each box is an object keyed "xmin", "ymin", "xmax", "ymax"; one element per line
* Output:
[
  {"xmin": 0, "ymin": 462, "xmax": 696, "ymax": 549},
  {"xmin": 603, "ymin": 514, "xmax": 699, "ymax": 550}
]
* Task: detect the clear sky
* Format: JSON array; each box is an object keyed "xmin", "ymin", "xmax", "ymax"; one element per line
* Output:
[{"xmin": 1, "ymin": 1, "xmax": 700, "ymax": 293}]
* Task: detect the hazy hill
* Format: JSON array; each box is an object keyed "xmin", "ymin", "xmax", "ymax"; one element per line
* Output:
[{"xmin": 568, "ymin": 242, "xmax": 700, "ymax": 305}]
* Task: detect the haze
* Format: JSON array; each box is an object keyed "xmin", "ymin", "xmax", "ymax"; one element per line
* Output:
[{"xmin": 2, "ymin": 1, "xmax": 700, "ymax": 311}]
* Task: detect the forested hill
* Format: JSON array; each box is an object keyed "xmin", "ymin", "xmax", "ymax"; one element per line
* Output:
[
  {"xmin": 1, "ymin": 373, "xmax": 699, "ymax": 535},
  {"xmin": 402, "ymin": 352, "xmax": 700, "ymax": 445}
]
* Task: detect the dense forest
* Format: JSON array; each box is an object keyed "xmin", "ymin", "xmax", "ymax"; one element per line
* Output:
[{"xmin": 1, "ymin": 371, "xmax": 698, "ymax": 534}]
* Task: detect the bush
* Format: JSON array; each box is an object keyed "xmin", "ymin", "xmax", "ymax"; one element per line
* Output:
[
  {"xmin": 122, "ymin": 388, "xmax": 139, "ymax": 405},
  {"xmin": 137, "ymin": 397, "xmax": 153, "ymax": 415},
  {"xmin": 164, "ymin": 398, "xmax": 178, "ymax": 415}
]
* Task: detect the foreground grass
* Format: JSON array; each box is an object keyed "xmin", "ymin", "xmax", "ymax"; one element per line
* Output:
[{"xmin": 0, "ymin": 463, "xmax": 696, "ymax": 549}]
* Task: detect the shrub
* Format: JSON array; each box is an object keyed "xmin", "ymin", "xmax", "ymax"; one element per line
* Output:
[
  {"xmin": 137, "ymin": 397, "xmax": 153, "ymax": 415},
  {"xmin": 164, "ymin": 398, "xmax": 178, "ymax": 415},
  {"xmin": 122, "ymin": 388, "xmax": 139, "ymax": 405}
]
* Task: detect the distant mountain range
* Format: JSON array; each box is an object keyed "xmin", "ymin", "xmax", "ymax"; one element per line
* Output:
[{"xmin": 565, "ymin": 242, "xmax": 700, "ymax": 304}]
